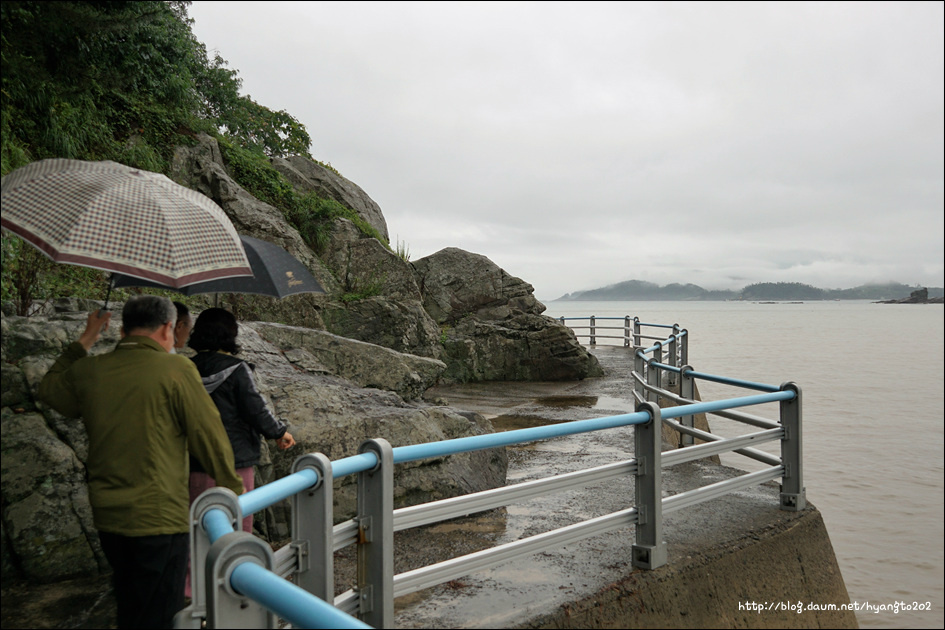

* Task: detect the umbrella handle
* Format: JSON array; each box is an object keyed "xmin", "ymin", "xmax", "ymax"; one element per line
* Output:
[{"xmin": 101, "ymin": 274, "xmax": 115, "ymax": 314}]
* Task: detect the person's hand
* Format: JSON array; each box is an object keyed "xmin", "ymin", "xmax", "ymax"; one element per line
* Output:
[
  {"xmin": 276, "ymin": 432, "xmax": 296, "ymax": 450},
  {"xmin": 78, "ymin": 310, "xmax": 112, "ymax": 351}
]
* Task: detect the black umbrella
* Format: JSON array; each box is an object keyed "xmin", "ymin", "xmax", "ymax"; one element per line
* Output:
[{"xmin": 112, "ymin": 235, "xmax": 325, "ymax": 298}]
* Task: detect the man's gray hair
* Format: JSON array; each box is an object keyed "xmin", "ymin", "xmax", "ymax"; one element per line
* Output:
[{"xmin": 122, "ymin": 296, "xmax": 177, "ymax": 333}]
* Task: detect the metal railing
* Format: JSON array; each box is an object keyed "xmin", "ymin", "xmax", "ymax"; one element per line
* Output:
[{"xmin": 175, "ymin": 317, "xmax": 805, "ymax": 629}]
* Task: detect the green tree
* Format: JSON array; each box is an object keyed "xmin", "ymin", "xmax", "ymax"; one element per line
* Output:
[
  {"xmin": 1, "ymin": 1, "xmax": 311, "ymax": 169},
  {"xmin": 1, "ymin": 1, "xmax": 316, "ymax": 308}
]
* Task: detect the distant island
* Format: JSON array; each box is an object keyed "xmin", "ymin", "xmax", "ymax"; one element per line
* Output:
[{"xmin": 556, "ymin": 280, "xmax": 945, "ymax": 302}]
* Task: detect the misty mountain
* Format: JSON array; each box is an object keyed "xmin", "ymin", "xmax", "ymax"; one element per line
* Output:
[{"xmin": 557, "ymin": 281, "xmax": 944, "ymax": 301}]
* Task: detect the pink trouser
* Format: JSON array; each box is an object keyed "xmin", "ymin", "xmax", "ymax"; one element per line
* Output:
[{"xmin": 185, "ymin": 466, "xmax": 255, "ymax": 599}]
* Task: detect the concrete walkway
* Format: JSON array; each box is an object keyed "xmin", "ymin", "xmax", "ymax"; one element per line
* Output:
[{"xmin": 386, "ymin": 346, "xmax": 855, "ymax": 628}]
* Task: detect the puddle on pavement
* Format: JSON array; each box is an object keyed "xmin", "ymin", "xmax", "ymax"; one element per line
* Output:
[
  {"xmin": 491, "ymin": 395, "xmax": 635, "ymax": 432},
  {"xmin": 535, "ymin": 395, "xmax": 598, "ymax": 408},
  {"xmin": 426, "ymin": 517, "xmax": 508, "ymax": 536},
  {"xmin": 534, "ymin": 394, "xmax": 635, "ymax": 413}
]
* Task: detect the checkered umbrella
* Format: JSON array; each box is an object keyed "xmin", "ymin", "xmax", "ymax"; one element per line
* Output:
[{"xmin": 1, "ymin": 159, "xmax": 252, "ymax": 288}]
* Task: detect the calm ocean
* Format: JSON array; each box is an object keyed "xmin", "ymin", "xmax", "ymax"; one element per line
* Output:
[{"xmin": 544, "ymin": 299, "xmax": 944, "ymax": 629}]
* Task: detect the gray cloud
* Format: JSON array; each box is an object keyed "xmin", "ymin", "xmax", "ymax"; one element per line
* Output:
[{"xmin": 189, "ymin": 1, "xmax": 944, "ymax": 300}]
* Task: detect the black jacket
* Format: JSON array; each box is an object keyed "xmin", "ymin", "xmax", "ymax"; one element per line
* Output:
[{"xmin": 189, "ymin": 351, "xmax": 288, "ymax": 472}]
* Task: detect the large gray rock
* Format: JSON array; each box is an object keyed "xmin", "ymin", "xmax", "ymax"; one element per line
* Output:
[
  {"xmin": 413, "ymin": 247, "xmax": 545, "ymax": 324},
  {"xmin": 324, "ymin": 218, "xmax": 422, "ymax": 303},
  {"xmin": 320, "ymin": 296, "xmax": 445, "ymax": 360},
  {"xmin": 317, "ymin": 218, "xmax": 445, "ymax": 358},
  {"xmin": 1, "ymin": 408, "xmax": 107, "ymax": 581},
  {"xmin": 442, "ymin": 313, "xmax": 604, "ymax": 382},
  {"xmin": 246, "ymin": 321, "xmax": 446, "ymax": 400},
  {"xmin": 414, "ymin": 248, "xmax": 603, "ymax": 382},
  {"xmin": 271, "ymin": 156, "xmax": 389, "ymax": 241},
  {"xmin": 0, "ymin": 311, "xmax": 507, "ymax": 582}
]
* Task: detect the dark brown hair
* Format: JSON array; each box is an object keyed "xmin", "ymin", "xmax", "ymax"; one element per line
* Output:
[{"xmin": 188, "ymin": 308, "xmax": 240, "ymax": 354}]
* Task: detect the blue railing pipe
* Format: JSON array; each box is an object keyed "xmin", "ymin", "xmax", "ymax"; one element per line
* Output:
[
  {"xmin": 223, "ymin": 408, "xmax": 657, "ymax": 526},
  {"xmin": 660, "ymin": 391, "xmax": 794, "ymax": 421},
  {"xmin": 637, "ymin": 321, "xmax": 676, "ymax": 329},
  {"xmin": 239, "ymin": 468, "xmax": 319, "ymax": 517},
  {"xmin": 203, "ymin": 508, "xmax": 236, "ymax": 543},
  {"xmin": 648, "ymin": 362, "xmax": 780, "ymax": 394},
  {"xmin": 684, "ymin": 370, "xmax": 782, "ymax": 393},
  {"xmin": 227, "ymin": 394, "xmax": 791, "ymax": 526},
  {"xmin": 229, "ymin": 562, "xmax": 370, "ymax": 629},
  {"xmin": 332, "ymin": 452, "xmax": 380, "ymax": 478},
  {"xmin": 391, "ymin": 410, "xmax": 651, "ymax": 465},
  {"xmin": 650, "ymin": 361, "xmax": 682, "ymax": 374}
]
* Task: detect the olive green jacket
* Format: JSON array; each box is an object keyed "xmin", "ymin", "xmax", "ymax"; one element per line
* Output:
[{"xmin": 39, "ymin": 336, "xmax": 244, "ymax": 536}]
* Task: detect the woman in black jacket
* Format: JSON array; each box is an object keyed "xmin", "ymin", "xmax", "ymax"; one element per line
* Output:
[{"xmin": 186, "ymin": 308, "xmax": 295, "ymax": 532}]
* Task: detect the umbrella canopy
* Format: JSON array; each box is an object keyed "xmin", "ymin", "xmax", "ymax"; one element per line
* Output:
[
  {"xmin": 113, "ymin": 235, "xmax": 325, "ymax": 298},
  {"xmin": 1, "ymin": 159, "xmax": 252, "ymax": 288}
]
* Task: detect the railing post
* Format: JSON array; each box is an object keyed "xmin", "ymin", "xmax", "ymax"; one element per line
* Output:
[
  {"xmin": 180, "ymin": 487, "xmax": 244, "ymax": 628},
  {"xmin": 633, "ymin": 401, "xmax": 667, "ymax": 570},
  {"xmin": 680, "ymin": 365, "xmax": 695, "ymax": 447},
  {"xmin": 667, "ymin": 328, "xmax": 679, "ymax": 387},
  {"xmin": 779, "ymin": 382, "xmax": 806, "ymax": 511},
  {"xmin": 634, "ymin": 350, "xmax": 646, "ymax": 398},
  {"xmin": 356, "ymin": 438, "xmax": 394, "ymax": 628},
  {"xmin": 206, "ymin": 532, "xmax": 276, "ymax": 629},
  {"xmin": 624, "ymin": 316, "xmax": 631, "ymax": 347},
  {"xmin": 589, "ymin": 315, "xmax": 596, "ymax": 345},
  {"xmin": 679, "ymin": 328, "xmax": 689, "ymax": 367},
  {"xmin": 291, "ymin": 453, "xmax": 334, "ymax": 601},
  {"xmin": 646, "ymin": 343, "xmax": 662, "ymax": 404},
  {"xmin": 633, "ymin": 316, "xmax": 641, "ymax": 347}
]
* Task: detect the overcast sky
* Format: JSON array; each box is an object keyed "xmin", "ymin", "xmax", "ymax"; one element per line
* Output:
[{"xmin": 187, "ymin": 1, "xmax": 943, "ymax": 301}]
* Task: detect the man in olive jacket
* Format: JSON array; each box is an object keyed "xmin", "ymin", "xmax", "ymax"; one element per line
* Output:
[{"xmin": 40, "ymin": 296, "xmax": 244, "ymax": 629}]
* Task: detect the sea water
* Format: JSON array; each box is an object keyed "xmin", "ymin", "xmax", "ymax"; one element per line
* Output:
[{"xmin": 544, "ymin": 299, "xmax": 944, "ymax": 629}]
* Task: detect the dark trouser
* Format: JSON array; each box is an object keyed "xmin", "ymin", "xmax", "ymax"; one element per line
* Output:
[{"xmin": 98, "ymin": 531, "xmax": 189, "ymax": 629}]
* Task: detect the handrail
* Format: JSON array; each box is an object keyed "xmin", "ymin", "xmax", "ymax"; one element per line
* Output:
[
  {"xmin": 393, "ymin": 459, "xmax": 638, "ymax": 531},
  {"xmin": 182, "ymin": 315, "xmax": 805, "ymax": 629},
  {"xmin": 230, "ymin": 563, "xmax": 371, "ymax": 629},
  {"xmin": 634, "ymin": 376, "xmax": 780, "ymax": 429},
  {"xmin": 391, "ymin": 506, "xmax": 639, "ymax": 597}
]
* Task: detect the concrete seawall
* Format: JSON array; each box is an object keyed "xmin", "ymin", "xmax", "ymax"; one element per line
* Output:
[
  {"xmin": 391, "ymin": 463, "xmax": 855, "ymax": 629},
  {"xmin": 519, "ymin": 508, "xmax": 854, "ymax": 629}
]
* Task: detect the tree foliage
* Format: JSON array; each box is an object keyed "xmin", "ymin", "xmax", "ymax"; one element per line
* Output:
[
  {"xmin": 1, "ymin": 1, "xmax": 320, "ymax": 310},
  {"xmin": 218, "ymin": 138, "xmax": 387, "ymax": 254},
  {"xmin": 1, "ymin": 0, "xmax": 311, "ymax": 172},
  {"xmin": 740, "ymin": 282, "xmax": 825, "ymax": 300}
]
